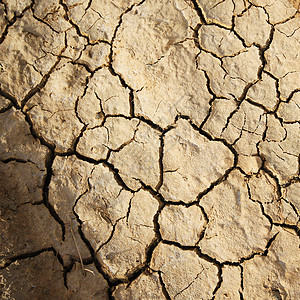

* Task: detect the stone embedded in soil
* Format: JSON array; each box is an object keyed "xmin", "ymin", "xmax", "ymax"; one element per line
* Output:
[
  {"xmin": 150, "ymin": 243, "xmax": 219, "ymax": 299},
  {"xmin": 158, "ymin": 204, "xmax": 206, "ymax": 246},
  {"xmin": 160, "ymin": 119, "xmax": 234, "ymax": 203}
]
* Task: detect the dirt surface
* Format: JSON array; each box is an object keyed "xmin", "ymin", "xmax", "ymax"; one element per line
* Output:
[{"xmin": 0, "ymin": 0, "xmax": 300, "ymax": 299}]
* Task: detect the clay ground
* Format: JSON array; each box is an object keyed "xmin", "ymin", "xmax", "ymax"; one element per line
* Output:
[{"xmin": 0, "ymin": 0, "xmax": 300, "ymax": 299}]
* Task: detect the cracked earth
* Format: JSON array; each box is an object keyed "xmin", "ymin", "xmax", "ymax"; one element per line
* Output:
[{"xmin": 0, "ymin": 0, "xmax": 300, "ymax": 299}]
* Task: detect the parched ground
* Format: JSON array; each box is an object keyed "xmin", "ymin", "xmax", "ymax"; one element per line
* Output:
[{"xmin": 0, "ymin": 0, "xmax": 300, "ymax": 299}]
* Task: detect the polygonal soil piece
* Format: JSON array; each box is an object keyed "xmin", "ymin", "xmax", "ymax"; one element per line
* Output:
[
  {"xmin": 1, "ymin": 0, "xmax": 31, "ymax": 20},
  {"xmin": 263, "ymin": 182, "xmax": 300, "ymax": 226},
  {"xmin": 97, "ymin": 190, "xmax": 159, "ymax": 279},
  {"xmin": 222, "ymin": 46, "xmax": 261, "ymax": 84},
  {"xmin": 25, "ymin": 60, "xmax": 89, "ymax": 153},
  {"xmin": 0, "ymin": 162, "xmax": 60, "ymax": 260},
  {"xmin": 214, "ymin": 265, "xmax": 242, "ymax": 300},
  {"xmin": 197, "ymin": 46, "xmax": 261, "ymax": 100},
  {"xmin": 77, "ymin": 117, "xmax": 139, "ymax": 160},
  {"xmin": 243, "ymin": 228, "xmax": 300, "ymax": 299},
  {"xmin": 77, "ymin": 68, "xmax": 131, "ymax": 128},
  {"xmin": 248, "ymin": 171, "xmax": 299, "ymax": 226},
  {"xmin": 0, "ymin": 252, "xmax": 67, "ymax": 299},
  {"xmin": 263, "ymin": 0, "xmax": 298, "ymax": 24},
  {"xmin": 33, "ymin": 0, "xmax": 71, "ymax": 33},
  {"xmin": 247, "ymin": 171, "xmax": 279, "ymax": 205},
  {"xmin": 150, "ymin": 243, "xmax": 219, "ymax": 299},
  {"xmin": 202, "ymin": 98, "xmax": 237, "ymax": 138},
  {"xmin": 134, "ymin": 41, "xmax": 211, "ymax": 128},
  {"xmin": 113, "ymin": 272, "xmax": 165, "ymax": 299},
  {"xmin": 265, "ymin": 17, "xmax": 300, "ymax": 96},
  {"xmin": 67, "ymin": 262, "xmax": 109, "ymax": 299},
  {"xmin": 199, "ymin": 25, "xmax": 244, "ymax": 57},
  {"xmin": 0, "ymin": 108, "xmax": 49, "ymax": 169},
  {"xmin": 206, "ymin": 100, "xmax": 266, "ymax": 173},
  {"xmin": 49, "ymin": 156, "xmax": 94, "ymax": 263},
  {"xmin": 158, "ymin": 204, "xmax": 206, "ymax": 246},
  {"xmin": 112, "ymin": 1, "xmax": 209, "ymax": 128},
  {"xmin": 160, "ymin": 119, "xmax": 234, "ymax": 203},
  {"xmin": 277, "ymin": 92, "xmax": 300, "ymax": 122},
  {"xmin": 0, "ymin": 10, "xmax": 65, "ymax": 105},
  {"xmin": 113, "ymin": 0, "xmax": 193, "ymax": 88},
  {"xmin": 199, "ymin": 169, "xmax": 272, "ymax": 262},
  {"xmin": 221, "ymin": 101, "xmax": 266, "ymax": 154},
  {"xmin": 247, "ymin": 72, "xmax": 279, "ymax": 111},
  {"xmin": 284, "ymin": 182, "xmax": 300, "ymax": 214},
  {"xmin": 109, "ymin": 122, "xmax": 161, "ymax": 190},
  {"xmin": 235, "ymin": 6, "xmax": 271, "ymax": 46},
  {"xmin": 0, "ymin": 4, "xmax": 8, "ymax": 36},
  {"xmin": 77, "ymin": 43, "xmax": 110, "ymax": 71},
  {"xmin": 259, "ymin": 123, "xmax": 299, "ymax": 184},
  {"xmin": 65, "ymin": 0, "xmax": 138, "ymax": 43},
  {"xmin": 75, "ymin": 163, "xmax": 133, "ymax": 250},
  {"xmin": 49, "ymin": 156, "xmax": 93, "ymax": 224},
  {"xmin": 197, "ymin": 0, "xmax": 235, "ymax": 26},
  {"xmin": 265, "ymin": 114, "xmax": 287, "ymax": 142}
]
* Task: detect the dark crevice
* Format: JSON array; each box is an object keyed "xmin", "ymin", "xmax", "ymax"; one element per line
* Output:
[
  {"xmin": 274, "ymin": 223, "xmax": 300, "ymax": 238},
  {"xmin": 211, "ymin": 265, "xmax": 223, "ymax": 298},
  {"xmin": 257, "ymin": 26, "xmax": 275, "ymax": 79},
  {"xmin": 0, "ymin": 88, "xmax": 20, "ymax": 109},
  {"xmin": 190, "ymin": 0, "xmax": 207, "ymax": 24},
  {"xmin": 155, "ymin": 135, "xmax": 165, "ymax": 190},
  {"xmin": 43, "ymin": 150, "xmax": 66, "ymax": 240},
  {"xmin": 0, "ymin": 247, "xmax": 53, "ymax": 269},
  {"xmin": 158, "ymin": 271, "xmax": 172, "ymax": 300},
  {"xmin": 103, "ymin": 161, "xmax": 136, "ymax": 193},
  {"xmin": 0, "ymin": 102, "xmax": 13, "ymax": 113},
  {"xmin": 107, "ymin": 2, "xmax": 142, "ymax": 119}
]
